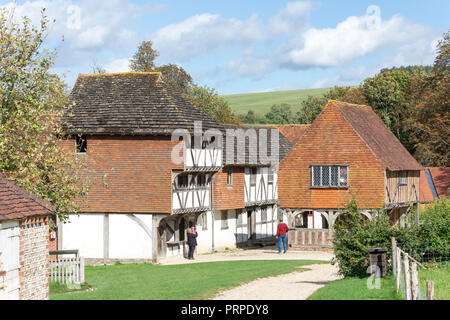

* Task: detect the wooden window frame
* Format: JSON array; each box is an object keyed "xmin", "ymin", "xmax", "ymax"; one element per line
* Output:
[
  {"xmin": 399, "ymin": 171, "xmax": 408, "ymax": 186},
  {"xmin": 250, "ymin": 168, "xmax": 257, "ymax": 186},
  {"xmin": 227, "ymin": 168, "xmax": 233, "ymax": 187},
  {"xmin": 75, "ymin": 134, "xmax": 87, "ymax": 154}
]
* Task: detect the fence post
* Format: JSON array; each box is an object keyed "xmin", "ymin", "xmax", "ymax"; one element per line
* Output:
[
  {"xmin": 80, "ymin": 257, "xmax": 85, "ymax": 284},
  {"xmin": 403, "ymin": 254, "xmax": 411, "ymax": 300},
  {"xmin": 426, "ymin": 280, "xmax": 434, "ymax": 300},
  {"xmin": 396, "ymin": 248, "xmax": 401, "ymax": 293},
  {"xmin": 391, "ymin": 238, "xmax": 397, "ymax": 276},
  {"xmin": 411, "ymin": 261, "xmax": 419, "ymax": 300}
]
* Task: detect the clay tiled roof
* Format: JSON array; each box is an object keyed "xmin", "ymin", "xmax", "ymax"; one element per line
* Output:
[
  {"xmin": 428, "ymin": 167, "xmax": 450, "ymax": 198},
  {"xmin": 62, "ymin": 72, "xmax": 221, "ymax": 136},
  {"xmin": 221, "ymin": 124, "xmax": 292, "ymax": 166},
  {"xmin": 277, "ymin": 124, "xmax": 310, "ymax": 145},
  {"xmin": 0, "ymin": 176, "xmax": 54, "ymax": 222},
  {"xmin": 333, "ymin": 101, "xmax": 423, "ymax": 171},
  {"xmin": 420, "ymin": 169, "xmax": 436, "ymax": 202}
]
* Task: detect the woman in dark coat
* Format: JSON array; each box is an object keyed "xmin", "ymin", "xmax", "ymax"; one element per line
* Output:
[{"xmin": 187, "ymin": 226, "xmax": 198, "ymax": 260}]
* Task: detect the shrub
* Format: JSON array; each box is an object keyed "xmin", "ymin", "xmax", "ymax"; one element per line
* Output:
[{"xmin": 332, "ymin": 197, "xmax": 450, "ymax": 277}]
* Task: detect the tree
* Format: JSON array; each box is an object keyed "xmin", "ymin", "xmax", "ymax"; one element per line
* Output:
[
  {"xmin": 129, "ymin": 40, "xmax": 159, "ymax": 72},
  {"xmin": 157, "ymin": 63, "xmax": 193, "ymax": 95},
  {"xmin": 0, "ymin": 8, "xmax": 87, "ymax": 222},
  {"xmin": 340, "ymin": 87, "xmax": 368, "ymax": 105},
  {"xmin": 296, "ymin": 95, "xmax": 327, "ymax": 124},
  {"xmin": 362, "ymin": 70, "xmax": 413, "ymax": 148},
  {"xmin": 406, "ymin": 31, "xmax": 450, "ymax": 166},
  {"xmin": 187, "ymin": 85, "xmax": 241, "ymax": 125},
  {"xmin": 264, "ymin": 104, "xmax": 293, "ymax": 124}
]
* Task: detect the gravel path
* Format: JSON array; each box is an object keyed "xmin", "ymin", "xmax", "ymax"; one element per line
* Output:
[
  {"xmin": 159, "ymin": 246, "xmax": 333, "ymax": 265},
  {"xmin": 159, "ymin": 247, "xmax": 341, "ymax": 300},
  {"xmin": 213, "ymin": 263, "xmax": 341, "ymax": 300}
]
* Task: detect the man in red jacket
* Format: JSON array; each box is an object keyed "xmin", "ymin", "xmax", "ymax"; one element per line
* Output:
[{"xmin": 276, "ymin": 218, "xmax": 289, "ymax": 254}]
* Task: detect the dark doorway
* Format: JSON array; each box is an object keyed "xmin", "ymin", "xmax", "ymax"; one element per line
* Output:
[{"xmin": 179, "ymin": 218, "xmax": 185, "ymax": 241}]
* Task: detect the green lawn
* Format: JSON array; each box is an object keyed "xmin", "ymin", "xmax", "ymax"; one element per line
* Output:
[
  {"xmin": 419, "ymin": 263, "xmax": 449, "ymax": 300},
  {"xmin": 307, "ymin": 276, "xmax": 402, "ymax": 300},
  {"xmin": 222, "ymin": 88, "xmax": 329, "ymax": 117},
  {"xmin": 50, "ymin": 260, "xmax": 326, "ymax": 300}
]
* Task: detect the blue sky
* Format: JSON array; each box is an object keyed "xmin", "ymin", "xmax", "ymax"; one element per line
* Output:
[{"xmin": 1, "ymin": 0, "xmax": 448, "ymax": 94}]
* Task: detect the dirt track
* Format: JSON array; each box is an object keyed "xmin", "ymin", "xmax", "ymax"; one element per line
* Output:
[{"xmin": 159, "ymin": 247, "xmax": 341, "ymax": 300}]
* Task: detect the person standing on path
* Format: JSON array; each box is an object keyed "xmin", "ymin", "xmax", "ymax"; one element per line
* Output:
[
  {"xmin": 187, "ymin": 225, "xmax": 198, "ymax": 260},
  {"xmin": 276, "ymin": 218, "xmax": 289, "ymax": 254}
]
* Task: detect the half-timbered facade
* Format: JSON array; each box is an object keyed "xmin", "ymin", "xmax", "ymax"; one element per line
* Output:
[
  {"xmin": 279, "ymin": 101, "xmax": 423, "ymax": 250},
  {"xmin": 58, "ymin": 72, "xmax": 223, "ymax": 263},
  {"xmin": 206, "ymin": 125, "xmax": 292, "ymax": 250}
]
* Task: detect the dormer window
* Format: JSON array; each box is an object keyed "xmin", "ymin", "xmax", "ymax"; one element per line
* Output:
[{"xmin": 75, "ymin": 135, "xmax": 87, "ymax": 154}]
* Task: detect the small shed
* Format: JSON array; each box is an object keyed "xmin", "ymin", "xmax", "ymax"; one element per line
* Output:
[{"xmin": 0, "ymin": 176, "xmax": 54, "ymax": 300}]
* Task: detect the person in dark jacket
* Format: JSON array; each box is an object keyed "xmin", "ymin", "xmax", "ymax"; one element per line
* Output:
[{"xmin": 187, "ymin": 226, "xmax": 198, "ymax": 260}]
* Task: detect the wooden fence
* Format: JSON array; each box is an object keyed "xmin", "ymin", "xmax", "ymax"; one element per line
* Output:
[
  {"xmin": 391, "ymin": 238, "xmax": 434, "ymax": 300},
  {"xmin": 288, "ymin": 228, "xmax": 333, "ymax": 249},
  {"xmin": 49, "ymin": 255, "xmax": 85, "ymax": 284}
]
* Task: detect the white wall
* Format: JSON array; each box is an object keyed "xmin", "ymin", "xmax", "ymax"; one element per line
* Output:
[
  {"xmin": 62, "ymin": 214, "xmax": 103, "ymax": 259},
  {"xmin": 0, "ymin": 221, "xmax": 20, "ymax": 300},
  {"xmin": 109, "ymin": 214, "xmax": 153, "ymax": 259},
  {"xmin": 62, "ymin": 213, "xmax": 154, "ymax": 260}
]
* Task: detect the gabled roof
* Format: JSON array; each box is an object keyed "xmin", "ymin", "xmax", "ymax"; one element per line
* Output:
[
  {"xmin": 277, "ymin": 124, "xmax": 310, "ymax": 145},
  {"xmin": 331, "ymin": 101, "xmax": 423, "ymax": 171},
  {"xmin": 62, "ymin": 72, "xmax": 221, "ymax": 136},
  {"xmin": 221, "ymin": 124, "xmax": 292, "ymax": 167},
  {"xmin": 0, "ymin": 176, "xmax": 54, "ymax": 222}
]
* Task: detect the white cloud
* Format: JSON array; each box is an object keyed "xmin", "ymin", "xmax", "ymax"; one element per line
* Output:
[
  {"xmin": 268, "ymin": 1, "xmax": 311, "ymax": 34},
  {"xmin": 227, "ymin": 56, "xmax": 272, "ymax": 79},
  {"xmin": 280, "ymin": 5, "xmax": 434, "ymax": 69},
  {"xmin": 152, "ymin": 1, "xmax": 313, "ymax": 62},
  {"xmin": 152, "ymin": 13, "xmax": 264, "ymax": 61},
  {"xmin": 104, "ymin": 58, "xmax": 130, "ymax": 73}
]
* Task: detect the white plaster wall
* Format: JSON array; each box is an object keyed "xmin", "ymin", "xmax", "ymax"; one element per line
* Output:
[
  {"xmin": 109, "ymin": 214, "xmax": 153, "ymax": 259},
  {"xmin": 214, "ymin": 210, "xmax": 238, "ymax": 251},
  {"xmin": 313, "ymin": 211, "xmax": 324, "ymax": 229},
  {"xmin": 62, "ymin": 214, "xmax": 103, "ymax": 258},
  {"xmin": 196, "ymin": 211, "xmax": 213, "ymax": 254}
]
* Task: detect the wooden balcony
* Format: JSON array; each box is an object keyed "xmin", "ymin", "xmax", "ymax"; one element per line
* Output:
[
  {"xmin": 185, "ymin": 147, "xmax": 222, "ymax": 172},
  {"xmin": 172, "ymin": 186, "xmax": 210, "ymax": 214}
]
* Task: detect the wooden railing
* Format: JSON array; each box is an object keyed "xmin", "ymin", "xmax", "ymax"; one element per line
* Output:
[
  {"xmin": 288, "ymin": 228, "xmax": 333, "ymax": 248},
  {"xmin": 49, "ymin": 254, "xmax": 85, "ymax": 284},
  {"xmin": 391, "ymin": 238, "xmax": 434, "ymax": 300}
]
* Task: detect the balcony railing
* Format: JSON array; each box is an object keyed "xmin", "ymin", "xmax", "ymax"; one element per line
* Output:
[
  {"xmin": 185, "ymin": 147, "xmax": 222, "ymax": 171},
  {"xmin": 172, "ymin": 186, "xmax": 210, "ymax": 214}
]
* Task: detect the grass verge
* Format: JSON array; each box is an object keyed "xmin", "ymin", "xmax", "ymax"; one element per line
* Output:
[
  {"xmin": 419, "ymin": 263, "xmax": 449, "ymax": 300},
  {"xmin": 307, "ymin": 275, "xmax": 402, "ymax": 300},
  {"xmin": 50, "ymin": 259, "xmax": 326, "ymax": 300}
]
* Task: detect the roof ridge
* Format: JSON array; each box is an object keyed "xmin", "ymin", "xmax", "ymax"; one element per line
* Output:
[{"xmin": 79, "ymin": 71, "xmax": 162, "ymax": 77}]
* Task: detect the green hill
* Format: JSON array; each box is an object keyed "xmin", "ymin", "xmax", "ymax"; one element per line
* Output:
[{"xmin": 222, "ymin": 87, "xmax": 329, "ymax": 117}]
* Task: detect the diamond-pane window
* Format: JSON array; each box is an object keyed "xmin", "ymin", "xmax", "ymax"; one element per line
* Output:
[
  {"xmin": 339, "ymin": 166, "xmax": 348, "ymax": 187},
  {"xmin": 321, "ymin": 166, "xmax": 330, "ymax": 186},
  {"xmin": 331, "ymin": 166, "xmax": 339, "ymax": 186},
  {"xmin": 312, "ymin": 166, "xmax": 321, "ymax": 186},
  {"xmin": 312, "ymin": 165, "xmax": 348, "ymax": 187}
]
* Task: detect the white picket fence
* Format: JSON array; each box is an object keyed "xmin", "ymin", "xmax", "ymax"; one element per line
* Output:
[{"xmin": 50, "ymin": 256, "xmax": 85, "ymax": 284}]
